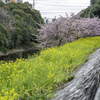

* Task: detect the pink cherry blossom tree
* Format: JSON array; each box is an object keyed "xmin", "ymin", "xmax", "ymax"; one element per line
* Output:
[{"xmin": 37, "ymin": 14, "xmax": 100, "ymax": 48}]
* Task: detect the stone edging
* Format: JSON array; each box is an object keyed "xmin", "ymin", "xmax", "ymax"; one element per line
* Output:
[{"xmin": 52, "ymin": 48, "xmax": 100, "ymax": 100}]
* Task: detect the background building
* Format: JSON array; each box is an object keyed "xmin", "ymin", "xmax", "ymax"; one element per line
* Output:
[{"xmin": 2, "ymin": 0, "xmax": 23, "ymax": 3}]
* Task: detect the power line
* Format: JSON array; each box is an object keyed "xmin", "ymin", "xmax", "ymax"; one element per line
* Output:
[
  {"xmin": 35, "ymin": 1, "xmax": 90, "ymax": 5},
  {"xmin": 32, "ymin": 0, "xmax": 90, "ymax": 18},
  {"xmin": 35, "ymin": 2, "xmax": 90, "ymax": 7}
]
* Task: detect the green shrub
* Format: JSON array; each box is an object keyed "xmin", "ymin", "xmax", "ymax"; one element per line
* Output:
[
  {"xmin": 90, "ymin": 4, "xmax": 100, "ymax": 17},
  {"xmin": 0, "ymin": 2, "xmax": 44, "ymax": 53},
  {"xmin": 81, "ymin": 0, "xmax": 100, "ymax": 18},
  {"xmin": 91, "ymin": 0, "xmax": 97, "ymax": 5},
  {"xmin": 0, "ymin": 1, "xmax": 5, "ymax": 7},
  {"xmin": 91, "ymin": 0, "xmax": 100, "ymax": 5},
  {"xmin": 23, "ymin": 2, "xmax": 32, "ymax": 9},
  {"xmin": 0, "ymin": 24, "xmax": 8, "ymax": 52}
]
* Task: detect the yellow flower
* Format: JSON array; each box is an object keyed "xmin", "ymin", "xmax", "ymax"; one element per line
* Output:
[
  {"xmin": 8, "ymin": 97, "xmax": 14, "ymax": 100},
  {"xmin": 13, "ymin": 93, "xmax": 18, "ymax": 98},
  {"xmin": 10, "ymin": 89, "xmax": 15, "ymax": 94},
  {"xmin": 5, "ymin": 91, "xmax": 9, "ymax": 96}
]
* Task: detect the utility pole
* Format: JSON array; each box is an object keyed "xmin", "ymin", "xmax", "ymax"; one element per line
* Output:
[{"xmin": 32, "ymin": 0, "xmax": 35, "ymax": 9}]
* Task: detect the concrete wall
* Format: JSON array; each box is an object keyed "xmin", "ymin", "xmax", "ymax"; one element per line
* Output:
[{"xmin": 52, "ymin": 48, "xmax": 100, "ymax": 100}]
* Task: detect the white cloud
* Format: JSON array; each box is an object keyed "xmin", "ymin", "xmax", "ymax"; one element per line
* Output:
[{"xmin": 23, "ymin": 0, "xmax": 90, "ymax": 18}]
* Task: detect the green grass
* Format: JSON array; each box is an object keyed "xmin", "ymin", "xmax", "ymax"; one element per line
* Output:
[{"xmin": 0, "ymin": 37, "xmax": 100, "ymax": 100}]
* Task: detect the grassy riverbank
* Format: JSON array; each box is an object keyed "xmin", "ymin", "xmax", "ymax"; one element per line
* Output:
[{"xmin": 0, "ymin": 36, "xmax": 100, "ymax": 100}]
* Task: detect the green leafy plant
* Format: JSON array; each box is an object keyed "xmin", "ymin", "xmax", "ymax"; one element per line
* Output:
[
  {"xmin": 81, "ymin": 0, "xmax": 100, "ymax": 18},
  {"xmin": 0, "ymin": 37, "xmax": 100, "ymax": 99},
  {"xmin": 0, "ymin": 2, "xmax": 44, "ymax": 53}
]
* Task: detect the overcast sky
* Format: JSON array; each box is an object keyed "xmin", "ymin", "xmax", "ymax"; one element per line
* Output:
[{"xmin": 23, "ymin": 0, "xmax": 90, "ymax": 18}]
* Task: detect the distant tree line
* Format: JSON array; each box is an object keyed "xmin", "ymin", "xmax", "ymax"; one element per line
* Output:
[{"xmin": 0, "ymin": 1, "xmax": 44, "ymax": 53}]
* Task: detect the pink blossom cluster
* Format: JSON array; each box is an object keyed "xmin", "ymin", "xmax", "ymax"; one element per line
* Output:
[{"xmin": 38, "ymin": 15, "xmax": 100, "ymax": 48}]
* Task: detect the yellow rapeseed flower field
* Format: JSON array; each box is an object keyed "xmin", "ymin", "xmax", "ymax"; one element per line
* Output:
[{"xmin": 0, "ymin": 37, "xmax": 100, "ymax": 100}]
